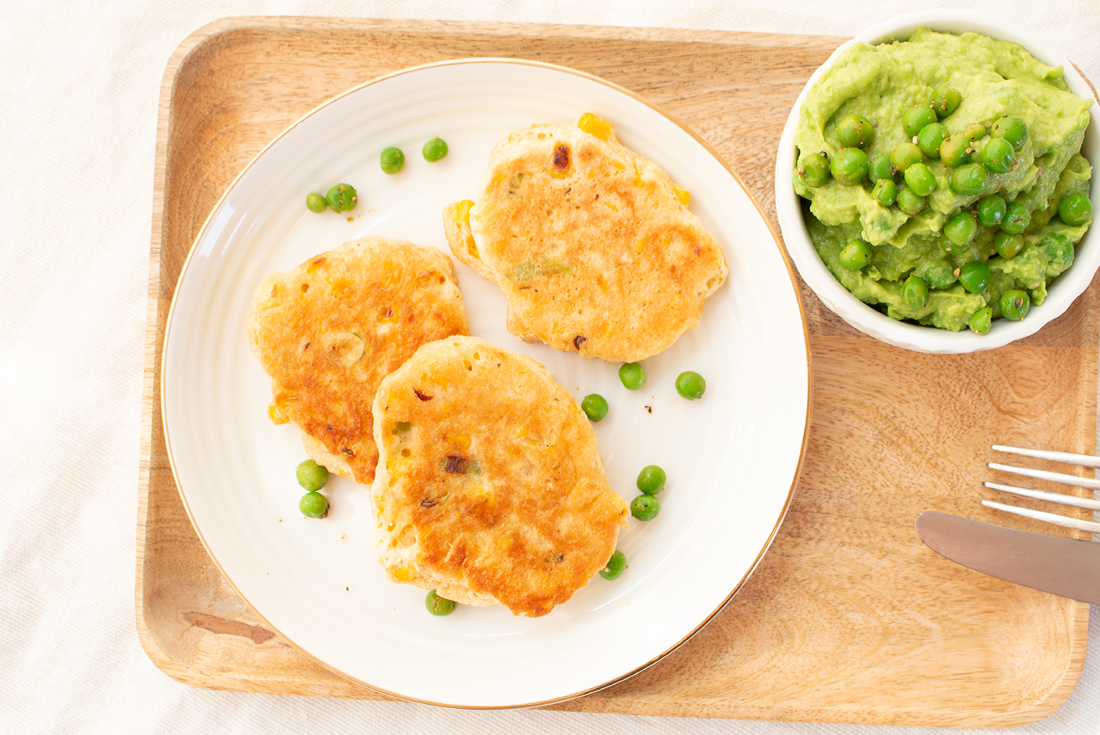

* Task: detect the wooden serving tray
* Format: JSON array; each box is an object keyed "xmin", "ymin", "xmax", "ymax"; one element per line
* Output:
[{"xmin": 137, "ymin": 17, "xmax": 1096, "ymax": 725}]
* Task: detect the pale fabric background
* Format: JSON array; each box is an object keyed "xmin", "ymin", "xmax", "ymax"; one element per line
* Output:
[{"xmin": 2, "ymin": 1, "xmax": 1098, "ymax": 732}]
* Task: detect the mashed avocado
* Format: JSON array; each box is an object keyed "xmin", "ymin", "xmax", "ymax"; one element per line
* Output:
[{"xmin": 793, "ymin": 28, "xmax": 1093, "ymax": 332}]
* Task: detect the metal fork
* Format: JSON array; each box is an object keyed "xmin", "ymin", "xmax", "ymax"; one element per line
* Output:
[{"xmin": 984, "ymin": 444, "xmax": 1100, "ymax": 536}]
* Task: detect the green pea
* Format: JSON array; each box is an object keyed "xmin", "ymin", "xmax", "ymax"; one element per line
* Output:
[
  {"xmin": 931, "ymin": 86, "xmax": 962, "ymax": 118},
  {"xmin": 968, "ymin": 306, "xmax": 993, "ymax": 335},
  {"xmin": 897, "ymin": 188, "xmax": 925, "ymax": 216},
  {"xmin": 837, "ymin": 114, "xmax": 874, "ymax": 148},
  {"xmin": 838, "ymin": 238, "xmax": 873, "ymax": 270},
  {"xmin": 599, "ymin": 550, "xmax": 627, "ymax": 580},
  {"xmin": 977, "ymin": 195, "xmax": 1007, "ymax": 227},
  {"xmin": 631, "ymin": 494, "xmax": 660, "ymax": 521},
  {"xmin": 829, "ymin": 148, "xmax": 869, "ymax": 185},
  {"xmin": 618, "ymin": 362, "xmax": 646, "ymax": 390},
  {"xmin": 306, "ymin": 192, "xmax": 327, "ymax": 213},
  {"xmin": 299, "ymin": 491, "xmax": 328, "ymax": 519},
  {"xmin": 325, "ymin": 183, "xmax": 358, "ymax": 213},
  {"xmin": 891, "ymin": 142, "xmax": 923, "ymax": 173},
  {"xmin": 425, "ymin": 590, "xmax": 456, "ymax": 616},
  {"xmin": 903, "ymin": 105, "xmax": 937, "ymax": 137},
  {"xmin": 992, "ymin": 116, "xmax": 1028, "ymax": 149},
  {"xmin": 903, "ymin": 275, "xmax": 929, "ymax": 309},
  {"xmin": 422, "ymin": 137, "xmax": 449, "ymax": 162},
  {"xmin": 1059, "ymin": 193, "xmax": 1093, "ymax": 226},
  {"xmin": 994, "ymin": 230, "xmax": 1024, "ymax": 259},
  {"xmin": 424, "ymin": 137, "xmax": 451, "ymax": 161},
  {"xmin": 868, "ymin": 155, "xmax": 894, "ymax": 183},
  {"xmin": 581, "ymin": 394, "xmax": 608, "ymax": 421},
  {"xmin": 917, "ymin": 123, "xmax": 947, "ymax": 158},
  {"xmin": 980, "ymin": 138, "xmax": 1015, "ymax": 174},
  {"xmin": 798, "ymin": 151, "xmax": 831, "ymax": 188},
  {"xmin": 380, "ymin": 146, "xmax": 405, "ymax": 174},
  {"xmin": 636, "ymin": 465, "xmax": 667, "ymax": 495},
  {"xmin": 944, "ymin": 212, "xmax": 978, "ymax": 246},
  {"xmin": 1001, "ymin": 201, "xmax": 1031, "ymax": 234},
  {"xmin": 951, "ymin": 163, "xmax": 988, "ymax": 196},
  {"xmin": 871, "ymin": 178, "xmax": 897, "ymax": 207},
  {"xmin": 1000, "ymin": 289, "xmax": 1030, "ymax": 321},
  {"xmin": 958, "ymin": 261, "xmax": 991, "ymax": 293},
  {"xmin": 675, "ymin": 371, "xmax": 706, "ymax": 400},
  {"xmin": 939, "ymin": 136, "xmax": 970, "ymax": 167},
  {"xmin": 963, "ymin": 123, "xmax": 987, "ymax": 142},
  {"xmin": 904, "ymin": 163, "xmax": 936, "ymax": 197},
  {"xmin": 296, "ymin": 459, "xmax": 329, "ymax": 491}
]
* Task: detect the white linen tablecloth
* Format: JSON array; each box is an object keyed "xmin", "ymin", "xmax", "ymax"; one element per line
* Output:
[{"xmin": 2, "ymin": 1, "xmax": 1098, "ymax": 732}]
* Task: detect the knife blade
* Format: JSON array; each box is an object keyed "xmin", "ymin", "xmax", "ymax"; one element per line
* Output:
[{"xmin": 915, "ymin": 511, "xmax": 1100, "ymax": 605}]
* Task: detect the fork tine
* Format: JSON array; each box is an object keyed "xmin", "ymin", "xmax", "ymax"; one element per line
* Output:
[
  {"xmin": 982, "ymin": 500, "xmax": 1100, "ymax": 534},
  {"xmin": 992, "ymin": 444, "xmax": 1100, "ymax": 469},
  {"xmin": 988, "ymin": 462, "xmax": 1100, "ymax": 491},
  {"xmin": 983, "ymin": 481, "xmax": 1100, "ymax": 511}
]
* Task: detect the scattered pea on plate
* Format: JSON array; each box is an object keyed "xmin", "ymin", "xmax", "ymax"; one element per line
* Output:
[
  {"xmin": 422, "ymin": 137, "xmax": 448, "ymax": 162},
  {"xmin": 296, "ymin": 459, "xmax": 329, "ymax": 491},
  {"xmin": 618, "ymin": 362, "xmax": 645, "ymax": 390},
  {"xmin": 299, "ymin": 491, "xmax": 328, "ymax": 519},
  {"xmin": 599, "ymin": 551, "xmax": 627, "ymax": 580},
  {"xmin": 581, "ymin": 393, "xmax": 608, "ymax": 421},
  {"xmin": 631, "ymin": 494, "xmax": 660, "ymax": 521},
  {"xmin": 675, "ymin": 371, "xmax": 706, "ymax": 400},
  {"xmin": 425, "ymin": 590, "xmax": 456, "ymax": 616},
  {"xmin": 380, "ymin": 146, "xmax": 405, "ymax": 174},
  {"xmin": 636, "ymin": 465, "xmax": 666, "ymax": 495},
  {"xmin": 325, "ymin": 183, "xmax": 358, "ymax": 213}
]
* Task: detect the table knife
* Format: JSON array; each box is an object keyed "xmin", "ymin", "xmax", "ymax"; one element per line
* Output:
[{"xmin": 915, "ymin": 511, "xmax": 1100, "ymax": 605}]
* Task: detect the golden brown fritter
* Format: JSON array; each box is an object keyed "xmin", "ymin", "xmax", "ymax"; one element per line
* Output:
[
  {"xmin": 372, "ymin": 336, "xmax": 628, "ymax": 617},
  {"xmin": 443, "ymin": 115, "xmax": 728, "ymax": 362},
  {"xmin": 246, "ymin": 237, "xmax": 469, "ymax": 484}
]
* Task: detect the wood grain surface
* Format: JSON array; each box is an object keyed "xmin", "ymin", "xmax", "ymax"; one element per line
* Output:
[{"xmin": 137, "ymin": 17, "xmax": 1096, "ymax": 725}]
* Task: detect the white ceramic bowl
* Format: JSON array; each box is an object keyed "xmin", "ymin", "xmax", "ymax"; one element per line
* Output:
[{"xmin": 775, "ymin": 11, "xmax": 1100, "ymax": 353}]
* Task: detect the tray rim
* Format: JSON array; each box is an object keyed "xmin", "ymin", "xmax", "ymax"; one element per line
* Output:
[{"xmin": 135, "ymin": 15, "xmax": 1091, "ymax": 723}]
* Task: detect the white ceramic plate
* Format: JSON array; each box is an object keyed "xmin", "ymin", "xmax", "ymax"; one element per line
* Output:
[{"xmin": 161, "ymin": 59, "xmax": 811, "ymax": 708}]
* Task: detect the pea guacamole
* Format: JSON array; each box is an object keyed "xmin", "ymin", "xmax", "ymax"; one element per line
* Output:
[{"xmin": 793, "ymin": 28, "xmax": 1094, "ymax": 333}]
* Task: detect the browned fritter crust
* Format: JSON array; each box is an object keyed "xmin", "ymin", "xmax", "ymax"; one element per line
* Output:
[
  {"xmin": 246, "ymin": 237, "xmax": 469, "ymax": 484},
  {"xmin": 372, "ymin": 336, "xmax": 628, "ymax": 617},
  {"xmin": 444, "ymin": 121, "xmax": 728, "ymax": 362}
]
